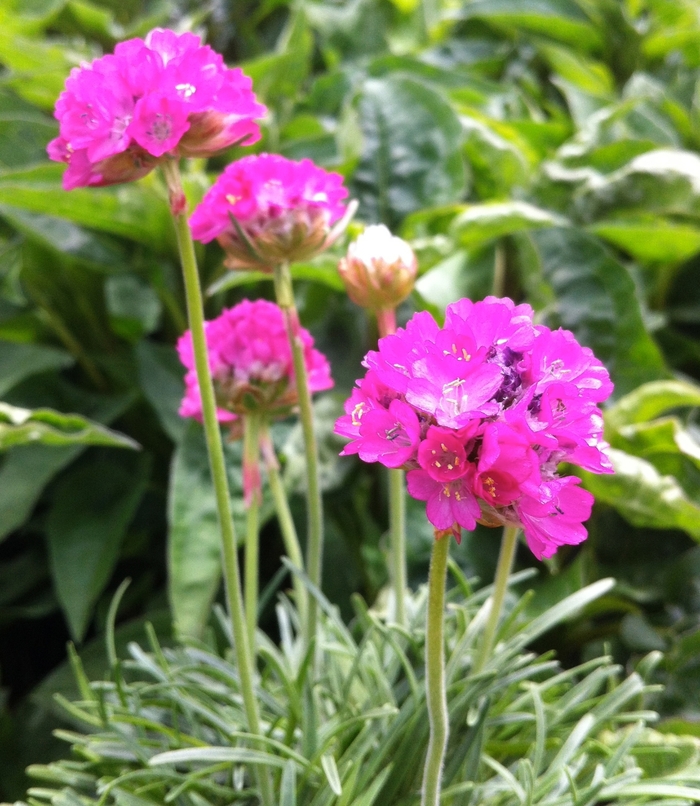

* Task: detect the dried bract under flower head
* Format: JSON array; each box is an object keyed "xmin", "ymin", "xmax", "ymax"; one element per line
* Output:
[
  {"xmin": 178, "ymin": 299, "xmax": 333, "ymax": 427},
  {"xmin": 335, "ymin": 296, "xmax": 614, "ymax": 560},
  {"xmin": 338, "ymin": 225, "xmax": 417, "ymax": 313},
  {"xmin": 48, "ymin": 28, "xmax": 266, "ymax": 190},
  {"xmin": 189, "ymin": 154, "xmax": 348, "ymax": 271}
]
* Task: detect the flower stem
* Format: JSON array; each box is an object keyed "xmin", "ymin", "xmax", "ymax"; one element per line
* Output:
[
  {"xmin": 161, "ymin": 159, "xmax": 273, "ymax": 806},
  {"xmin": 473, "ymin": 525, "xmax": 519, "ymax": 674},
  {"xmin": 377, "ymin": 306, "xmax": 407, "ymax": 627},
  {"xmin": 273, "ymin": 261, "xmax": 323, "ymax": 645},
  {"xmin": 260, "ymin": 420, "xmax": 309, "ymax": 640},
  {"xmin": 243, "ymin": 414, "xmax": 261, "ymax": 654},
  {"xmin": 422, "ymin": 532, "xmax": 450, "ymax": 806}
]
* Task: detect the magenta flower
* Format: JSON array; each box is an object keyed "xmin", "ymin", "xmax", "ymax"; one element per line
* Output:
[
  {"xmin": 335, "ymin": 296, "xmax": 613, "ymax": 560},
  {"xmin": 178, "ymin": 299, "xmax": 333, "ymax": 426},
  {"xmin": 189, "ymin": 154, "xmax": 348, "ymax": 271},
  {"xmin": 48, "ymin": 29, "xmax": 266, "ymax": 190}
]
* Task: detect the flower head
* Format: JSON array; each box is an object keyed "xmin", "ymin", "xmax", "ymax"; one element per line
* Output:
[
  {"xmin": 338, "ymin": 224, "xmax": 417, "ymax": 313},
  {"xmin": 189, "ymin": 153, "xmax": 349, "ymax": 271},
  {"xmin": 335, "ymin": 296, "xmax": 613, "ymax": 559},
  {"xmin": 178, "ymin": 299, "xmax": 333, "ymax": 427},
  {"xmin": 48, "ymin": 28, "xmax": 266, "ymax": 190}
]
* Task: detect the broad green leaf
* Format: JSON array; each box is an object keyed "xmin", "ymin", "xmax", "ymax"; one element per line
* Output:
[
  {"xmin": 0, "ymin": 114, "xmax": 56, "ymax": 169},
  {"xmin": 46, "ymin": 451, "xmax": 149, "ymax": 641},
  {"xmin": 450, "ymin": 202, "xmax": 566, "ymax": 249},
  {"xmin": 0, "ymin": 388, "xmax": 132, "ymax": 542},
  {"xmin": 461, "ymin": 116, "xmax": 533, "ymax": 199},
  {"xmin": 0, "ymin": 205, "xmax": 129, "ymax": 271},
  {"xmin": 242, "ymin": 10, "xmax": 313, "ymax": 105},
  {"xmin": 538, "ymin": 44, "xmax": 614, "ymax": 98},
  {"xmin": 167, "ymin": 422, "xmax": 226, "ymax": 640},
  {"xmin": 459, "ymin": 0, "xmax": 601, "ymax": 50},
  {"xmin": 0, "ymin": 164, "xmax": 173, "ymax": 251},
  {"xmin": 105, "ymin": 275, "xmax": 161, "ymax": 342},
  {"xmin": 352, "ymin": 76, "xmax": 466, "ymax": 228},
  {"xmin": 576, "ymin": 149, "xmax": 700, "ymax": 222},
  {"xmin": 606, "ymin": 380, "xmax": 700, "ymax": 431},
  {"xmin": 614, "ymin": 417, "xmax": 700, "ymax": 477},
  {"xmin": 207, "ymin": 256, "xmax": 345, "ymax": 297},
  {"xmin": 0, "ymin": 402, "xmax": 138, "ymax": 450},
  {"xmin": 0, "ymin": 30, "xmax": 88, "ymax": 109},
  {"xmin": 415, "ymin": 246, "xmax": 495, "ymax": 311},
  {"xmin": 528, "ymin": 227, "xmax": 668, "ymax": 396},
  {"xmin": 589, "ymin": 217, "xmax": 700, "ymax": 264},
  {"xmin": 282, "ymin": 393, "xmax": 350, "ymax": 494},
  {"xmin": 168, "ymin": 422, "xmax": 274, "ymax": 639},
  {"xmin": 582, "ymin": 448, "xmax": 700, "ymax": 540},
  {"xmin": 0, "ymin": 340, "xmax": 73, "ymax": 397},
  {"xmin": 135, "ymin": 340, "xmax": 186, "ymax": 443}
]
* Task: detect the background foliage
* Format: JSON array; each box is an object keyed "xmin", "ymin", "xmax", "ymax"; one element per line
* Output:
[{"xmin": 3, "ymin": 0, "xmax": 700, "ymax": 799}]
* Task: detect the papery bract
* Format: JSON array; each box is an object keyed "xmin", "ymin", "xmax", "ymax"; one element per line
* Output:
[
  {"xmin": 48, "ymin": 28, "xmax": 266, "ymax": 190},
  {"xmin": 178, "ymin": 299, "xmax": 333, "ymax": 425},
  {"xmin": 189, "ymin": 153, "xmax": 348, "ymax": 271},
  {"xmin": 335, "ymin": 295, "xmax": 614, "ymax": 559}
]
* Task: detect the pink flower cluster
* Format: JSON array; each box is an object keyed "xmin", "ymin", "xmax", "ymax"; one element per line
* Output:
[
  {"xmin": 190, "ymin": 154, "xmax": 348, "ymax": 270},
  {"xmin": 178, "ymin": 299, "xmax": 333, "ymax": 425},
  {"xmin": 48, "ymin": 29, "xmax": 266, "ymax": 190},
  {"xmin": 335, "ymin": 297, "xmax": 614, "ymax": 559}
]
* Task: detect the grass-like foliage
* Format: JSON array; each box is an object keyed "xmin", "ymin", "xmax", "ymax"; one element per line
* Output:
[{"xmin": 21, "ymin": 570, "xmax": 700, "ymax": 806}]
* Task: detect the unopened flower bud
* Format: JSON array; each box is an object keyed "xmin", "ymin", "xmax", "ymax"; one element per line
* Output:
[{"xmin": 339, "ymin": 225, "xmax": 417, "ymax": 313}]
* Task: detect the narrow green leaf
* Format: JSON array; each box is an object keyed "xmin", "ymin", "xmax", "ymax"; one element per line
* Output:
[
  {"xmin": 321, "ymin": 753, "xmax": 342, "ymax": 796},
  {"xmin": 149, "ymin": 747, "xmax": 293, "ymax": 769}
]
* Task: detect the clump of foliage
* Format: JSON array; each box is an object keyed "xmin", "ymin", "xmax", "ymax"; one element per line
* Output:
[{"xmin": 18, "ymin": 578, "xmax": 700, "ymax": 806}]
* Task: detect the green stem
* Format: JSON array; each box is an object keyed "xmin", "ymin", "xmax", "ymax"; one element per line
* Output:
[
  {"xmin": 473, "ymin": 525, "xmax": 519, "ymax": 674},
  {"xmin": 160, "ymin": 159, "xmax": 273, "ymax": 806},
  {"xmin": 421, "ymin": 533, "xmax": 450, "ymax": 806},
  {"xmin": 377, "ymin": 307, "xmax": 407, "ymax": 627},
  {"xmin": 243, "ymin": 414, "xmax": 261, "ymax": 654},
  {"xmin": 260, "ymin": 420, "xmax": 309, "ymax": 640},
  {"xmin": 273, "ymin": 261, "xmax": 323, "ymax": 645}
]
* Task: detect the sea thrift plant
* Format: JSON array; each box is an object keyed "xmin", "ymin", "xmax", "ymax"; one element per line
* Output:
[
  {"xmin": 335, "ymin": 296, "xmax": 613, "ymax": 559},
  {"xmin": 47, "ymin": 28, "xmax": 266, "ymax": 190},
  {"xmin": 177, "ymin": 298, "xmax": 333, "ymax": 427},
  {"xmin": 338, "ymin": 224, "xmax": 418, "ymax": 314},
  {"xmin": 189, "ymin": 153, "xmax": 349, "ymax": 270}
]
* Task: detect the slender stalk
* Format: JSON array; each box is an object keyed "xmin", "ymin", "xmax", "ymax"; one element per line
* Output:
[
  {"xmin": 243, "ymin": 414, "xmax": 261, "ymax": 654},
  {"xmin": 160, "ymin": 159, "xmax": 273, "ymax": 806},
  {"xmin": 375, "ymin": 306, "xmax": 397, "ymax": 340},
  {"xmin": 473, "ymin": 525, "xmax": 519, "ymax": 674},
  {"xmin": 421, "ymin": 532, "xmax": 451, "ymax": 806},
  {"xmin": 273, "ymin": 261, "xmax": 323, "ymax": 644},
  {"xmin": 377, "ymin": 306, "xmax": 407, "ymax": 626},
  {"xmin": 260, "ymin": 420, "xmax": 309, "ymax": 640}
]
